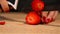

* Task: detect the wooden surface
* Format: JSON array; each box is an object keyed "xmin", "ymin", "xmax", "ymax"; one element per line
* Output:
[{"xmin": 0, "ymin": 12, "xmax": 60, "ymax": 34}]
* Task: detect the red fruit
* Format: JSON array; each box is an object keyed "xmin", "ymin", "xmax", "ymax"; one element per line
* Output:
[
  {"xmin": 26, "ymin": 12, "xmax": 41, "ymax": 25},
  {"xmin": 31, "ymin": 0, "xmax": 44, "ymax": 11},
  {"xmin": 0, "ymin": 21, "xmax": 5, "ymax": 25}
]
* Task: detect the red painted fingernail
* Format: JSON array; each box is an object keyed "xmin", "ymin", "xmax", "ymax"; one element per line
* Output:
[{"xmin": 45, "ymin": 18, "xmax": 51, "ymax": 24}]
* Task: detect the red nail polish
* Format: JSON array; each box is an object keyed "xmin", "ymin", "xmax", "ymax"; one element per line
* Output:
[
  {"xmin": 0, "ymin": 21, "xmax": 5, "ymax": 25},
  {"xmin": 45, "ymin": 18, "xmax": 51, "ymax": 24}
]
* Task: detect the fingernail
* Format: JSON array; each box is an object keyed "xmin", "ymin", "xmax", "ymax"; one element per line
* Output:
[{"xmin": 45, "ymin": 18, "xmax": 51, "ymax": 24}]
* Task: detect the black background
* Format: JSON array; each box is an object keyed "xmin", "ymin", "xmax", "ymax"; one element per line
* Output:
[{"xmin": 6, "ymin": 0, "xmax": 60, "ymax": 12}]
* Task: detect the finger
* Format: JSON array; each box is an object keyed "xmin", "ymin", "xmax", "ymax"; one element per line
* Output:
[
  {"xmin": 47, "ymin": 11, "xmax": 55, "ymax": 18},
  {"xmin": 42, "ymin": 11, "xmax": 48, "ymax": 17},
  {"xmin": 45, "ymin": 11, "xmax": 55, "ymax": 23},
  {"xmin": 0, "ymin": 0, "xmax": 9, "ymax": 12},
  {"xmin": 53, "ymin": 11, "xmax": 58, "ymax": 20},
  {"xmin": 42, "ymin": 11, "xmax": 48, "ymax": 22}
]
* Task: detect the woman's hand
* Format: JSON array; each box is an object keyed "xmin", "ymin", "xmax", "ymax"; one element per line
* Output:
[{"xmin": 42, "ymin": 11, "xmax": 58, "ymax": 23}]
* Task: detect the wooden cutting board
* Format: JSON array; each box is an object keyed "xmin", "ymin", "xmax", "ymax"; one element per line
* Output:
[{"xmin": 0, "ymin": 12, "xmax": 60, "ymax": 34}]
